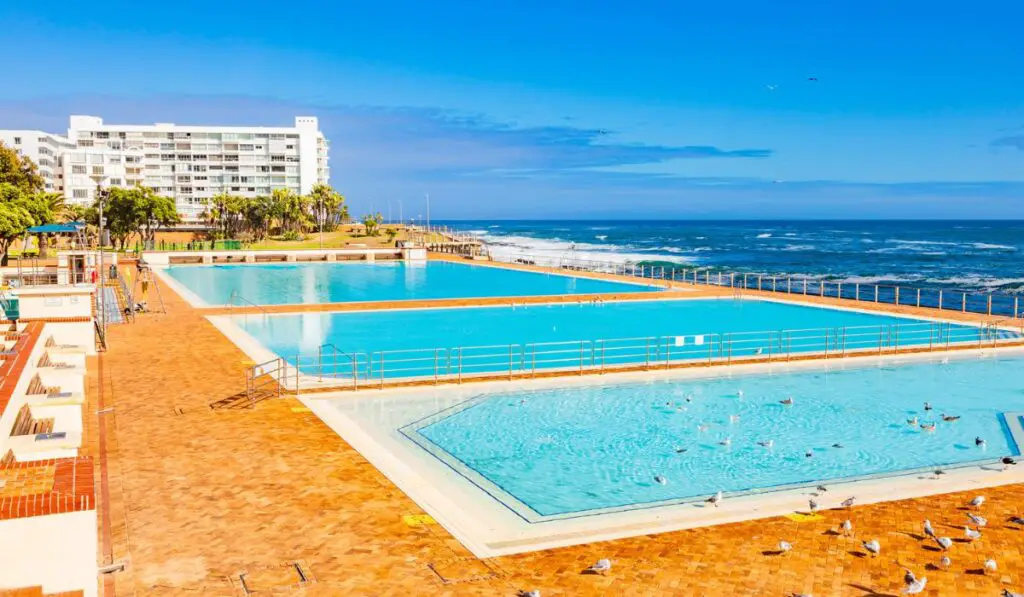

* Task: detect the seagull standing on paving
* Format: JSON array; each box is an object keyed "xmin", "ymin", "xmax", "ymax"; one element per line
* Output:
[
  {"xmin": 964, "ymin": 526, "xmax": 982, "ymax": 541},
  {"xmin": 935, "ymin": 536, "xmax": 953, "ymax": 551},
  {"xmin": 707, "ymin": 491, "xmax": 723, "ymax": 507},
  {"xmin": 840, "ymin": 519, "xmax": 852, "ymax": 536},
  {"xmin": 969, "ymin": 495, "xmax": 986, "ymax": 508},
  {"xmin": 862, "ymin": 539, "xmax": 880, "ymax": 557},
  {"xmin": 985, "ymin": 559, "xmax": 998, "ymax": 574},
  {"xmin": 923, "ymin": 520, "xmax": 936, "ymax": 538},
  {"xmin": 778, "ymin": 540, "xmax": 793, "ymax": 554},
  {"xmin": 1003, "ymin": 590, "xmax": 1024, "ymax": 597},
  {"xmin": 967, "ymin": 513, "xmax": 988, "ymax": 527},
  {"xmin": 939, "ymin": 555, "xmax": 952, "ymax": 570},
  {"xmin": 903, "ymin": 576, "xmax": 927, "ymax": 594},
  {"xmin": 587, "ymin": 559, "xmax": 612, "ymax": 575},
  {"xmin": 518, "ymin": 591, "xmax": 541, "ymax": 597},
  {"xmin": 841, "ymin": 497, "xmax": 856, "ymax": 508}
]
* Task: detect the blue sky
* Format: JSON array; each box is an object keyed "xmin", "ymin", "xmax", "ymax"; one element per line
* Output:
[{"xmin": 2, "ymin": 1, "xmax": 1023, "ymax": 218}]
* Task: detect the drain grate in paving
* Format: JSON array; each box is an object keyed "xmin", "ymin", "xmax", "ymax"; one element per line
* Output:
[
  {"xmin": 234, "ymin": 561, "xmax": 315, "ymax": 594},
  {"xmin": 428, "ymin": 557, "xmax": 498, "ymax": 585}
]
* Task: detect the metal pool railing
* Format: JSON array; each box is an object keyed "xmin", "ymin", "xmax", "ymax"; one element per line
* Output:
[
  {"xmin": 487, "ymin": 252, "xmax": 1024, "ymax": 319},
  {"xmin": 257, "ymin": 318, "xmax": 1024, "ymax": 394}
]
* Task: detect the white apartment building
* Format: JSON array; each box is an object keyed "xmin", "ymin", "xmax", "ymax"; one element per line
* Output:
[
  {"xmin": 1, "ymin": 115, "xmax": 330, "ymax": 224},
  {"xmin": 0, "ymin": 130, "xmax": 76, "ymax": 193}
]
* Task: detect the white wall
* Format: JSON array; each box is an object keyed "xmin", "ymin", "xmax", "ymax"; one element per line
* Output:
[{"xmin": 0, "ymin": 511, "xmax": 98, "ymax": 596}]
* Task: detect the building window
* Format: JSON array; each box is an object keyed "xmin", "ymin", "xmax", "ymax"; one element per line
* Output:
[
  {"xmin": 72, "ymin": 165, "xmax": 86, "ymax": 174},
  {"xmin": 96, "ymin": 132, "xmax": 109, "ymax": 139},
  {"xmin": 110, "ymin": 178, "xmax": 122, "ymax": 186},
  {"xmin": 92, "ymin": 166, "xmax": 104, "ymax": 175},
  {"xmin": 73, "ymin": 189, "xmax": 89, "ymax": 199},
  {"xmin": 78, "ymin": 140, "xmax": 94, "ymax": 147},
  {"xmin": 13, "ymin": 137, "xmax": 21, "ymax": 144}
]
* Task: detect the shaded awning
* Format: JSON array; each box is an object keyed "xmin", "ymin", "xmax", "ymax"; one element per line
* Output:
[{"xmin": 27, "ymin": 222, "xmax": 86, "ymax": 233}]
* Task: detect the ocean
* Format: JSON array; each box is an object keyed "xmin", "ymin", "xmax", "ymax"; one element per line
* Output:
[{"xmin": 437, "ymin": 220, "xmax": 1024, "ymax": 295}]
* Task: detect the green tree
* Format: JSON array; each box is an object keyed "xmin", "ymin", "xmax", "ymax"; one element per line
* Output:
[
  {"xmin": 269, "ymin": 188, "xmax": 310, "ymax": 235},
  {"xmin": 0, "ymin": 142, "xmax": 44, "ymax": 193},
  {"xmin": 100, "ymin": 187, "xmax": 141, "ymax": 250},
  {"xmin": 204, "ymin": 193, "xmax": 247, "ymax": 239},
  {"xmin": 361, "ymin": 212, "xmax": 384, "ymax": 236},
  {"xmin": 243, "ymin": 195, "xmax": 273, "ymax": 241},
  {"xmin": 0, "ymin": 184, "xmax": 46, "ymax": 265},
  {"xmin": 309, "ymin": 183, "xmax": 347, "ymax": 232},
  {"xmin": 134, "ymin": 187, "xmax": 179, "ymax": 249}
]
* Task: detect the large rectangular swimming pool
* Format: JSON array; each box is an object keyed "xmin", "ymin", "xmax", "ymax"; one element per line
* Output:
[
  {"xmin": 235, "ymin": 298, "xmax": 1015, "ymax": 378},
  {"xmin": 341, "ymin": 352, "xmax": 1024, "ymax": 521},
  {"xmin": 162, "ymin": 261, "xmax": 658, "ymax": 306}
]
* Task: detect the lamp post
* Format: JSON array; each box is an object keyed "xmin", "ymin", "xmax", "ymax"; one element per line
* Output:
[
  {"xmin": 318, "ymin": 191, "xmax": 324, "ymax": 250},
  {"xmin": 89, "ymin": 174, "xmax": 108, "ymax": 344}
]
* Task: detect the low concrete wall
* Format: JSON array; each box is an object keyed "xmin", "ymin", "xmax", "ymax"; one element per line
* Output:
[
  {"xmin": 6, "ymin": 286, "xmax": 95, "ymax": 319},
  {"xmin": 143, "ymin": 247, "xmax": 424, "ymax": 266},
  {"xmin": 0, "ymin": 510, "xmax": 98, "ymax": 596}
]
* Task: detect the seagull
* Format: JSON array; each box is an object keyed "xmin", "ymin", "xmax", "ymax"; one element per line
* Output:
[
  {"xmin": 757, "ymin": 439, "xmax": 775, "ymax": 449},
  {"xmin": 862, "ymin": 539, "xmax": 880, "ymax": 557},
  {"xmin": 903, "ymin": 576, "xmax": 927, "ymax": 595},
  {"xmin": 1009, "ymin": 515, "xmax": 1024, "ymax": 525},
  {"xmin": 934, "ymin": 469, "xmax": 946, "ymax": 476},
  {"xmin": 807, "ymin": 76, "xmax": 819, "ymax": 82},
  {"xmin": 729, "ymin": 414, "xmax": 740, "ymax": 424},
  {"xmin": 985, "ymin": 559, "xmax": 998, "ymax": 573},
  {"xmin": 832, "ymin": 443, "xmax": 844, "ymax": 449},
  {"xmin": 840, "ymin": 519, "xmax": 852, "ymax": 535},
  {"xmin": 920, "ymin": 422, "xmax": 936, "ymax": 432},
  {"xmin": 1003, "ymin": 457, "xmax": 1017, "ymax": 465},
  {"xmin": 778, "ymin": 540, "xmax": 793, "ymax": 554},
  {"xmin": 809, "ymin": 499, "xmax": 819, "ymax": 513},
  {"xmin": 518, "ymin": 591, "xmax": 541, "ymax": 597},
  {"xmin": 907, "ymin": 416, "xmax": 919, "ymax": 426},
  {"xmin": 754, "ymin": 347, "xmax": 764, "ymax": 355},
  {"xmin": 923, "ymin": 519, "xmax": 936, "ymax": 538},
  {"xmin": 924, "ymin": 401, "xmax": 933, "ymax": 411},
  {"xmin": 707, "ymin": 491, "xmax": 723, "ymax": 507},
  {"xmin": 698, "ymin": 423, "xmax": 710, "ymax": 433},
  {"xmin": 780, "ymin": 396, "xmax": 795, "ymax": 406},
  {"xmin": 587, "ymin": 558, "xmax": 612, "ymax": 575},
  {"xmin": 935, "ymin": 536, "xmax": 953, "ymax": 551},
  {"xmin": 816, "ymin": 485, "xmax": 828, "ymax": 493},
  {"xmin": 654, "ymin": 475, "xmax": 668, "ymax": 485},
  {"xmin": 941, "ymin": 414, "xmax": 960, "ymax": 422},
  {"xmin": 964, "ymin": 526, "xmax": 982, "ymax": 541},
  {"xmin": 674, "ymin": 447, "xmax": 689, "ymax": 454},
  {"xmin": 737, "ymin": 390, "xmax": 744, "ymax": 398},
  {"xmin": 903, "ymin": 569, "xmax": 918, "ymax": 586},
  {"xmin": 939, "ymin": 555, "xmax": 951, "ymax": 570},
  {"xmin": 719, "ymin": 437, "xmax": 732, "ymax": 447},
  {"xmin": 1003, "ymin": 590, "xmax": 1024, "ymax": 597},
  {"xmin": 976, "ymin": 437, "xmax": 986, "ymax": 448},
  {"xmin": 765, "ymin": 84, "xmax": 778, "ymax": 92},
  {"xmin": 967, "ymin": 513, "xmax": 987, "ymax": 527},
  {"xmin": 805, "ymin": 450, "xmax": 814, "ymax": 458},
  {"xmin": 841, "ymin": 496, "xmax": 856, "ymax": 508},
  {"xmin": 969, "ymin": 495, "xmax": 985, "ymax": 508}
]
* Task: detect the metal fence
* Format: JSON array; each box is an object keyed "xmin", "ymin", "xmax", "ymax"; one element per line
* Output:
[
  {"xmin": 248, "ymin": 318, "xmax": 1024, "ymax": 395},
  {"xmin": 487, "ymin": 253, "xmax": 1024, "ymax": 319}
]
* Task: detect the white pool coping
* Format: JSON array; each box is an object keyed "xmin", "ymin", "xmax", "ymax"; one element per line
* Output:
[{"xmin": 296, "ymin": 346, "xmax": 1024, "ymax": 558}]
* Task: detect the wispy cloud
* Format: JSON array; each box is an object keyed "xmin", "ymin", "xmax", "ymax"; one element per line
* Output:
[{"xmin": 991, "ymin": 135, "xmax": 1024, "ymax": 150}]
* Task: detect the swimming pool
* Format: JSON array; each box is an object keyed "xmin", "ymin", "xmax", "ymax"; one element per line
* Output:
[
  {"xmin": 234, "ymin": 298, "xmax": 1014, "ymax": 379},
  {"xmin": 398, "ymin": 352, "xmax": 1024, "ymax": 520},
  {"xmin": 162, "ymin": 261, "xmax": 658, "ymax": 306}
]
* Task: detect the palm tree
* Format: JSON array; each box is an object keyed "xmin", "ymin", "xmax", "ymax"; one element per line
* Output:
[{"xmin": 34, "ymin": 192, "xmax": 67, "ymax": 258}]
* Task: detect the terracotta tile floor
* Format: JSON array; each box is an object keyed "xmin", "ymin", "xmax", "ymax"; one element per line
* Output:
[{"xmin": 95, "ymin": 263, "xmax": 1024, "ymax": 596}]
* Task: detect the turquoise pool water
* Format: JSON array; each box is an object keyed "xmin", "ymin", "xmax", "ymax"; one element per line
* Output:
[
  {"xmin": 404, "ymin": 353, "xmax": 1024, "ymax": 519},
  {"xmin": 236, "ymin": 298, "xmax": 1010, "ymax": 377},
  {"xmin": 163, "ymin": 261, "xmax": 657, "ymax": 305}
]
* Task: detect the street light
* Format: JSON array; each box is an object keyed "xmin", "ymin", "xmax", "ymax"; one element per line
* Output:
[{"xmin": 89, "ymin": 174, "xmax": 108, "ymax": 345}]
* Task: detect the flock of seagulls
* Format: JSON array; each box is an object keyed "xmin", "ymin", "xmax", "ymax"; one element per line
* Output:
[{"xmin": 517, "ymin": 492, "xmax": 1024, "ymax": 596}]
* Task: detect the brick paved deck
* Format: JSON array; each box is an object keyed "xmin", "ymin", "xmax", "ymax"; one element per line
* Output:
[{"xmin": 95, "ymin": 260, "xmax": 1024, "ymax": 596}]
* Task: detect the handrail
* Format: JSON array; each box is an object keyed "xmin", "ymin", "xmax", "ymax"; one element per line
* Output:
[
  {"xmin": 264, "ymin": 317, "xmax": 1022, "ymax": 392},
  {"xmin": 485, "ymin": 252, "xmax": 1024, "ymax": 319},
  {"xmin": 227, "ymin": 290, "xmax": 270, "ymax": 316}
]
